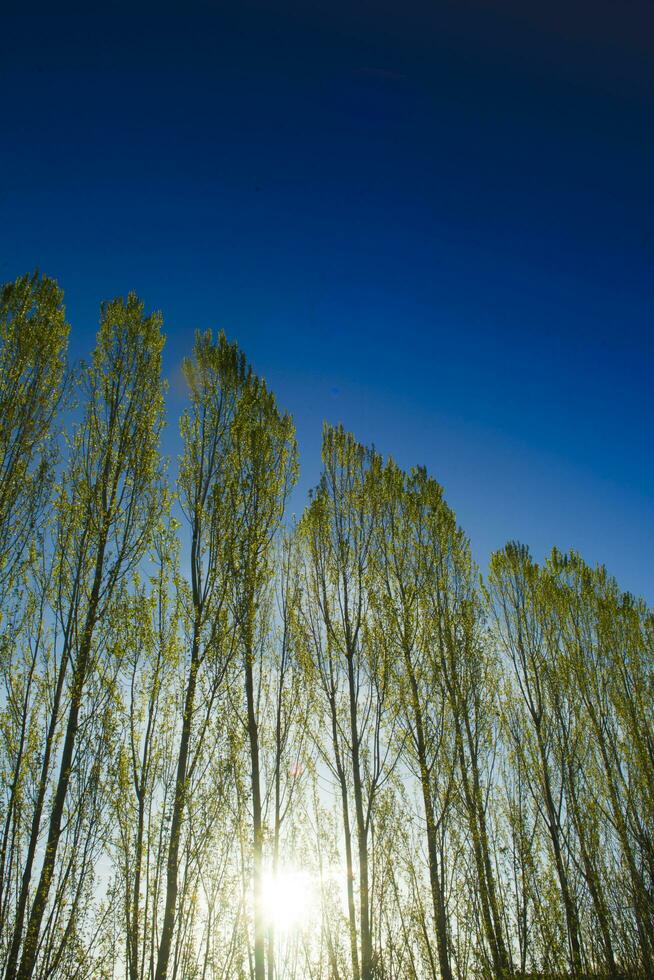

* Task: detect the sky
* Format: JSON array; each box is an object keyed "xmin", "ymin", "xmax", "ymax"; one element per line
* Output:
[{"xmin": 2, "ymin": 1, "xmax": 653, "ymax": 600}]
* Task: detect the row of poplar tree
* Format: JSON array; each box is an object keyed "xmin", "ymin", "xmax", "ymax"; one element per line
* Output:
[{"xmin": 0, "ymin": 272, "xmax": 652, "ymax": 979}]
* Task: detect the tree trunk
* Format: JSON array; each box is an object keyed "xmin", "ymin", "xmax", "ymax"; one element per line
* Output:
[
  {"xmin": 244, "ymin": 628, "xmax": 265, "ymax": 980},
  {"xmin": 346, "ymin": 651, "xmax": 372, "ymax": 980},
  {"xmin": 155, "ymin": 630, "xmax": 200, "ymax": 980},
  {"xmin": 329, "ymin": 690, "xmax": 360, "ymax": 980},
  {"xmin": 410, "ymin": 693, "xmax": 453, "ymax": 979},
  {"xmin": 3, "ymin": 634, "xmax": 69, "ymax": 979}
]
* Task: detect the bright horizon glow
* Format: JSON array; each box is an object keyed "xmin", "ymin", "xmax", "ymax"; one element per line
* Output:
[{"xmin": 262, "ymin": 868, "xmax": 315, "ymax": 933}]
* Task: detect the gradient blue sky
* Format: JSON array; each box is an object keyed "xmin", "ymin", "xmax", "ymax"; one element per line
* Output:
[{"xmin": 2, "ymin": 2, "xmax": 653, "ymax": 599}]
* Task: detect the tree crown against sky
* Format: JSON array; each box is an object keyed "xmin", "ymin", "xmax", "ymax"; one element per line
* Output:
[{"xmin": 2, "ymin": 0, "xmax": 652, "ymax": 605}]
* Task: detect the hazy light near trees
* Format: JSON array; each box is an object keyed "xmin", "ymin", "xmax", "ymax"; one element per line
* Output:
[{"xmin": 262, "ymin": 868, "xmax": 316, "ymax": 933}]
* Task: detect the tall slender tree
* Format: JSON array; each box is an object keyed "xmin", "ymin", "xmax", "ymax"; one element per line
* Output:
[
  {"xmin": 425, "ymin": 508, "xmax": 510, "ymax": 976},
  {"xmin": 225, "ymin": 374, "xmax": 297, "ymax": 980},
  {"xmin": 299, "ymin": 425, "xmax": 396, "ymax": 980},
  {"xmin": 489, "ymin": 544, "xmax": 583, "ymax": 975},
  {"xmin": 9, "ymin": 294, "xmax": 166, "ymax": 980},
  {"xmin": 372, "ymin": 462, "xmax": 456, "ymax": 980},
  {"xmin": 155, "ymin": 330, "xmax": 245, "ymax": 980}
]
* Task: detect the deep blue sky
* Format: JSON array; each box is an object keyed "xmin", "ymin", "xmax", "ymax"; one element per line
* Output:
[{"xmin": 2, "ymin": 2, "xmax": 653, "ymax": 599}]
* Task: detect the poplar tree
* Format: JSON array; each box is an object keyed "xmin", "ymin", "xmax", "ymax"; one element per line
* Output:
[
  {"xmin": 224, "ymin": 374, "xmax": 297, "ymax": 980},
  {"xmin": 424, "ymin": 506, "xmax": 510, "ymax": 976},
  {"xmin": 155, "ymin": 331, "xmax": 246, "ymax": 980},
  {"xmin": 489, "ymin": 544, "xmax": 583, "ymax": 975},
  {"xmin": 299, "ymin": 425, "xmax": 396, "ymax": 980},
  {"xmin": 553, "ymin": 551, "xmax": 654, "ymax": 974},
  {"xmin": 372, "ymin": 462, "xmax": 456, "ymax": 980},
  {"xmin": 9, "ymin": 294, "xmax": 166, "ymax": 980}
]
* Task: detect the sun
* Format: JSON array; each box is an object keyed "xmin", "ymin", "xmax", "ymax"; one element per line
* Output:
[{"xmin": 261, "ymin": 868, "xmax": 315, "ymax": 933}]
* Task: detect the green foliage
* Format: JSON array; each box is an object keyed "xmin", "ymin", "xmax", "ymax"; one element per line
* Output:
[
  {"xmin": 0, "ymin": 272, "xmax": 651, "ymax": 980},
  {"xmin": 0, "ymin": 271, "xmax": 69, "ymax": 591}
]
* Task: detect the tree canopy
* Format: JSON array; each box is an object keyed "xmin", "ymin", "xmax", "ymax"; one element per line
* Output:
[{"xmin": 0, "ymin": 272, "xmax": 651, "ymax": 979}]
